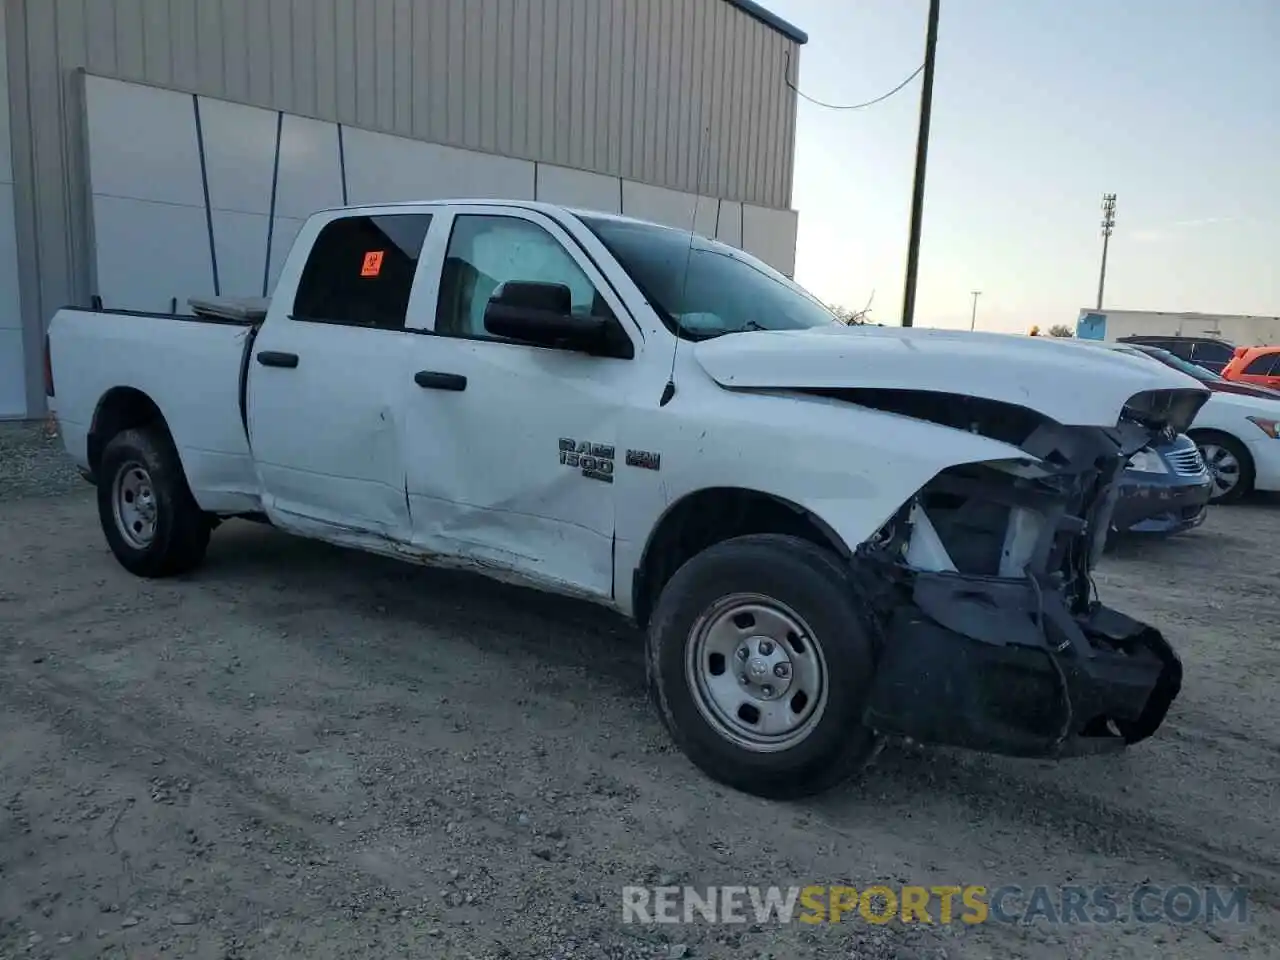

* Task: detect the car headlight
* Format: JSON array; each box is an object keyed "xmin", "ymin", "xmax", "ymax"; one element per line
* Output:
[
  {"xmin": 1247, "ymin": 416, "xmax": 1280, "ymax": 439},
  {"xmin": 1126, "ymin": 448, "xmax": 1170, "ymax": 474}
]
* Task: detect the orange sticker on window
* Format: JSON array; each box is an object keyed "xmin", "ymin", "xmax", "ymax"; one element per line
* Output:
[{"xmin": 360, "ymin": 250, "xmax": 385, "ymax": 277}]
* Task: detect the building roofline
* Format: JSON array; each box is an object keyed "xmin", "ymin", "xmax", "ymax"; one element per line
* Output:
[
  {"xmin": 1078, "ymin": 308, "xmax": 1280, "ymax": 322},
  {"xmin": 725, "ymin": 0, "xmax": 808, "ymax": 44}
]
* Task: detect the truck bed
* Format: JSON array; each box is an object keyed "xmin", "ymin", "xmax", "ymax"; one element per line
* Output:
[{"xmin": 47, "ymin": 302, "xmax": 265, "ymax": 514}]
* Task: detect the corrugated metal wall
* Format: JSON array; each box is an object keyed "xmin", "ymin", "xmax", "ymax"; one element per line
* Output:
[{"xmin": 5, "ymin": 0, "xmax": 800, "ymax": 414}]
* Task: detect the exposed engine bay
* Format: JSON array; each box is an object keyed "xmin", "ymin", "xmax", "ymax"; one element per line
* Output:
[{"xmin": 840, "ymin": 387, "xmax": 1207, "ymax": 758}]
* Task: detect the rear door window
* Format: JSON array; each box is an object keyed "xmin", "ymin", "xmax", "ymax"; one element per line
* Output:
[
  {"xmin": 293, "ymin": 213, "xmax": 433, "ymax": 329},
  {"xmin": 1243, "ymin": 353, "xmax": 1280, "ymax": 376}
]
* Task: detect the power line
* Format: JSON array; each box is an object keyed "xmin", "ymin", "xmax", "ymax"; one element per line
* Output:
[{"xmin": 784, "ymin": 52, "xmax": 924, "ymax": 111}]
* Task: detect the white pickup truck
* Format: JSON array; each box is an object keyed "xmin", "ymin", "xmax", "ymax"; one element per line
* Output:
[{"xmin": 47, "ymin": 199, "xmax": 1209, "ymax": 798}]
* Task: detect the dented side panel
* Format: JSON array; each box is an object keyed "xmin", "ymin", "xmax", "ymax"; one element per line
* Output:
[
  {"xmin": 399, "ymin": 334, "xmax": 628, "ymax": 603},
  {"xmin": 609, "ymin": 371, "xmax": 1039, "ymax": 615}
]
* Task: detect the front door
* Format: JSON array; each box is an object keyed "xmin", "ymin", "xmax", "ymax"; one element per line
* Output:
[
  {"xmin": 400, "ymin": 207, "xmax": 643, "ymax": 600},
  {"xmin": 247, "ymin": 210, "xmax": 435, "ymax": 541}
]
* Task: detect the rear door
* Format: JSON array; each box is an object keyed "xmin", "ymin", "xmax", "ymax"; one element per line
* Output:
[
  {"xmin": 247, "ymin": 210, "xmax": 434, "ymax": 540},
  {"xmin": 398, "ymin": 205, "xmax": 645, "ymax": 600}
]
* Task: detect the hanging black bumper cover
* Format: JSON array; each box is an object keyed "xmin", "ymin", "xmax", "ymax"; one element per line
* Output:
[{"xmin": 861, "ymin": 569, "xmax": 1183, "ymax": 758}]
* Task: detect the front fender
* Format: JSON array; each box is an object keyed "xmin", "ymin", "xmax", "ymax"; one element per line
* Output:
[{"xmin": 613, "ymin": 389, "xmax": 1033, "ymax": 612}]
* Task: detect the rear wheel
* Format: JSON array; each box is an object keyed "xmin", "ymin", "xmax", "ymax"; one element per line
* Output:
[
  {"xmin": 97, "ymin": 427, "xmax": 211, "ymax": 577},
  {"xmin": 646, "ymin": 534, "xmax": 880, "ymax": 799},
  {"xmin": 1193, "ymin": 430, "xmax": 1253, "ymax": 504}
]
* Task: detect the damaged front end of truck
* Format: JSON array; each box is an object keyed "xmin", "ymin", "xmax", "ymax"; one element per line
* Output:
[{"xmin": 846, "ymin": 387, "xmax": 1208, "ymax": 758}]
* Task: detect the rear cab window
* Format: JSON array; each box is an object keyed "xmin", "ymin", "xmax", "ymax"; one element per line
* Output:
[{"xmin": 292, "ymin": 213, "xmax": 433, "ymax": 329}]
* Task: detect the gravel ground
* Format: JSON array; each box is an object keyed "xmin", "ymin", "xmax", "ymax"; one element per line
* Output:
[
  {"xmin": 0, "ymin": 421, "xmax": 85, "ymax": 500},
  {"xmin": 1, "ymin": 427, "xmax": 1278, "ymax": 959}
]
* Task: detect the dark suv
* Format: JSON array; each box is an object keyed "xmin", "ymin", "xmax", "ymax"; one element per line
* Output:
[{"xmin": 1117, "ymin": 335, "xmax": 1236, "ymax": 374}]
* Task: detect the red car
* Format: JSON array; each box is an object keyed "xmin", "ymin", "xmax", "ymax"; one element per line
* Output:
[{"xmin": 1223, "ymin": 345, "xmax": 1280, "ymax": 391}]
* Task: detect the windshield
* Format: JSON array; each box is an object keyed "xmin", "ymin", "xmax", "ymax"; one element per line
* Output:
[
  {"xmin": 578, "ymin": 215, "xmax": 839, "ymax": 340},
  {"xmin": 1130, "ymin": 344, "xmax": 1222, "ymax": 382}
]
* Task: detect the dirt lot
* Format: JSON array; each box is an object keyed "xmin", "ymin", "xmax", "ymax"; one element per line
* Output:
[{"xmin": 2, "ymin": 424, "xmax": 1278, "ymax": 959}]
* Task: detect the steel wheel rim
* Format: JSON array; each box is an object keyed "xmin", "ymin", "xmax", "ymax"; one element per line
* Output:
[
  {"xmin": 112, "ymin": 461, "xmax": 158, "ymax": 549},
  {"xmin": 1199, "ymin": 443, "xmax": 1240, "ymax": 498},
  {"xmin": 684, "ymin": 592, "xmax": 829, "ymax": 753}
]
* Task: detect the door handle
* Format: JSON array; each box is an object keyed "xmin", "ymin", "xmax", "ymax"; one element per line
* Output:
[
  {"xmin": 414, "ymin": 370, "xmax": 467, "ymax": 391},
  {"xmin": 257, "ymin": 350, "xmax": 299, "ymax": 368}
]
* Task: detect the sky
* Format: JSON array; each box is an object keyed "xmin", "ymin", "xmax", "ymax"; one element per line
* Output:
[{"xmin": 763, "ymin": 0, "xmax": 1280, "ymax": 332}]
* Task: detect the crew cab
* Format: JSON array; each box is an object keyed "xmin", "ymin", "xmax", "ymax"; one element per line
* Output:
[{"xmin": 47, "ymin": 200, "xmax": 1208, "ymax": 799}]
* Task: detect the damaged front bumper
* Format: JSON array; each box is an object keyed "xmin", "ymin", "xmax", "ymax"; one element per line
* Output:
[
  {"xmin": 854, "ymin": 409, "xmax": 1194, "ymax": 759},
  {"xmin": 861, "ymin": 569, "xmax": 1183, "ymax": 757}
]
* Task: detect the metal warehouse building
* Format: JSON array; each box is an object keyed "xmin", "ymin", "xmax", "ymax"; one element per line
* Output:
[{"xmin": 0, "ymin": 0, "xmax": 807, "ymax": 419}]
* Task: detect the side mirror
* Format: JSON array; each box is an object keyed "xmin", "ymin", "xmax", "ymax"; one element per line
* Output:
[{"xmin": 483, "ymin": 281, "xmax": 607, "ymax": 352}]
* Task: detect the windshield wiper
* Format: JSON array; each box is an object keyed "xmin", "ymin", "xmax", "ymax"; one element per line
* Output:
[
  {"xmin": 678, "ymin": 319, "xmax": 768, "ymax": 340},
  {"xmin": 720, "ymin": 320, "xmax": 768, "ymax": 334}
]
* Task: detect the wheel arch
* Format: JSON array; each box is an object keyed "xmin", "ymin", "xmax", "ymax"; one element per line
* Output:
[
  {"xmin": 88, "ymin": 387, "xmax": 175, "ymax": 478},
  {"xmin": 631, "ymin": 486, "xmax": 853, "ymax": 629}
]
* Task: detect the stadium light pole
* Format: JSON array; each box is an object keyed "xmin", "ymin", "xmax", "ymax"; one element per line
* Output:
[{"xmin": 1096, "ymin": 193, "xmax": 1116, "ymax": 309}]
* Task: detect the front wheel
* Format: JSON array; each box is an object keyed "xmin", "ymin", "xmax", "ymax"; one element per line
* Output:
[
  {"xmin": 97, "ymin": 427, "xmax": 211, "ymax": 577},
  {"xmin": 646, "ymin": 534, "xmax": 880, "ymax": 799}
]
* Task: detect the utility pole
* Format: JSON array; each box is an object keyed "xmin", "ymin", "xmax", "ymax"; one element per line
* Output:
[
  {"xmin": 969, "ymin": 290, "xmax": 981, "ymax": 331},
  {"xmin": 901, "ymin": 0, "xmax": 941, "ymax": 328},
  {"xmin": 1096, "ymin": 193, "xmax": 1116, "ymax": 309}
]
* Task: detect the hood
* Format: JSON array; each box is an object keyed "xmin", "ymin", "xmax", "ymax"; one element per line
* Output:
[
  {"xmin": 1205, "ymin": 387, "xmax": 1280, "ymax": 418},
  {"xmin": 694, "ymin": 325, "xmax": 1210, "ymax": 431}
]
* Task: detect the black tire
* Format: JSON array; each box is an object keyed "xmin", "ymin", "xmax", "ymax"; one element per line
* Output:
[
  {"xmin": 646, "ymin": 534, "xmax": 880, "ymax": 800},
  {"xmin": 1191, "ymin": 430, "xmax": 1254, "ymax": 505},
  {"xmin": 96, "ymin": 426, "xmax": 211, "ymax": 577}
]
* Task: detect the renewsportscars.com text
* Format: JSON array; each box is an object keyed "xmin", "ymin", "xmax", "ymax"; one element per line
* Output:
[{"xmin": 621, "ymin": 884, "xmax": 1250, "ymax": 926}]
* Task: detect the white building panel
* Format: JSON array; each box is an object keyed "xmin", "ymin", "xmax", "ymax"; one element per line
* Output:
[
  {"xmin": 197, "ymin": 96, "xmax": 279, "ymax": 216},
  {"xmin": 211, "ymin": 210, "xmax": 271, "ymax": 300},
  {"xmin": 343, "ymin": 128, "xmax": 536, "ymax": 205},
  {"xmin": 90, "ymin": 196, "xmax": 214, "ymax": 314},
  {"xmin": 535, "ymin": 165, "xmax": 621, "ymax": 215},
  {"xmin": 75, "ymin": 73, "xmax": 802, "ymax": 359},
  {"xmin": 741, "ymin": 204, "xmax": 799, "ymax": 278},
  {"xmin": 84, "ymin": 77, "xmax": 204, "ymax": 208},
  {"xmin": 275, "ymin": 116, "xmax": 345, "ymax": 220},
  {"xmin": 714, "ymin": 200, "xmax": 744, "ymax": 247}
]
